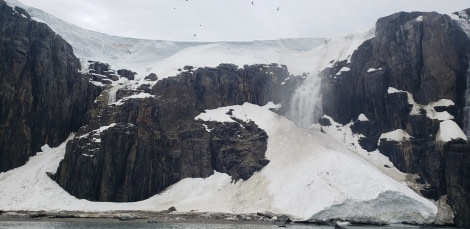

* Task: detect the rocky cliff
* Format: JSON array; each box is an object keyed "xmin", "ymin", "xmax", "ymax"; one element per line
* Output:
[
  {"xmin": 320, "ymin": 11, "xmax": 470, "ymax": 226},
  {"xmin": 3, "ymin": 0, "xmax": 470, "ymax": 226},
  {"xmin": 0, "ymin": 1, "xmax": 101, "ymax": 172},
  {"xmin": 53, "ymin": 63, "xmax": 300, "ymax": 202}
]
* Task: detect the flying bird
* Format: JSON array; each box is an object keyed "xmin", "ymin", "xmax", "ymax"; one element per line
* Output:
[
  {"xmin": 277, "ymin": 6, "xmax": 279, "ymax": 11},
  {"xmin": 251, "ymin": 1, "xmax": 254, "ymax": 5}
]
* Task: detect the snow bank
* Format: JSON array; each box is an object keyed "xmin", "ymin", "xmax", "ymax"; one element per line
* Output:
[
  {"xmin": 0, "ymin": 103, "xmax": 437, "ymax": 224},
  {"xmin": 380, "ymin": 129, "xmax": 412, "ymax": 142},
  {"xmin": 194, "ymin": 103, "xmax": 437, "ymax": 223},
  {"xmin": 436, "ymin": 120, "xmax": 467, "ymax": 142}
]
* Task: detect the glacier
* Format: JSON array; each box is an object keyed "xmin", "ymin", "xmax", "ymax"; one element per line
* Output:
[{"xmin": 0, "ymin": 0, "xmax": 445, "ymax": 225}]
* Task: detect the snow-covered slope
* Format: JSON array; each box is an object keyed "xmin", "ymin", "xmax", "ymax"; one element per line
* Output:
[{"xmin": 0, "ymin": 103, "xmax": 437, "ymax": 224}]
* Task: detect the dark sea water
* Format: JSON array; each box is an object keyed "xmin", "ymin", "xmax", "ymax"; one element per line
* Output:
[{"xmin": 0, "ymin": 221, "xmax": 458, "ymax": 229}]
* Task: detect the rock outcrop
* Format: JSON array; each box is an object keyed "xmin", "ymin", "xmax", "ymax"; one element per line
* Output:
[
  {"xmin": 54, "ymin": 63, "xmax": 300, "ymax": 202},
  {"xmin": 320, "ymin": 11, "xmax": 470, "ymax": 226},
  {"xmin": 0, "ymin": 2, "xmax": 101, "ymax": 172}
]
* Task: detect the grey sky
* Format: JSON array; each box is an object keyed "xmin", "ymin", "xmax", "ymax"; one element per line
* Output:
[{"xmin": 17, "ymin": 0, "xmax": 470, "ymax": 41}]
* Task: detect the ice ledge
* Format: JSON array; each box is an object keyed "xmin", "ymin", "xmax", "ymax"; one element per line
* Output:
[{"xmin": 309, "ymin": 190, "xmax": 437, "ymax": 224}]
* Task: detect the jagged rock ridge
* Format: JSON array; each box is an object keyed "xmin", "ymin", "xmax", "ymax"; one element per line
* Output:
[
  {"xmin": 320, "ymin": 11, "xmax": 470, "ymax": 227},
  {"xmin": 0, "ymin": 0, "xmax": 101, "ymax": 172}
]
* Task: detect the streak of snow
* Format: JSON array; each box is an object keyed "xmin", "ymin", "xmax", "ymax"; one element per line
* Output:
[
  {"xmin": 336, "ymin": 66, "xmax": 351, "ymax": 75},
  {"xmin": 112, "ymin": 93, "xmax": 155, "ymax": 106},
  {"xmin": 78, "ymin": 123, "xmax": 116, "ymax": 139},
  {"xmin": 380, "ymin": 129, "xmax": 412, "ymax": 142},
  {"xmin": 201, "ymin": 124, "xmax": 212, "ymax": 133},
  {"xmin": 367, "ymin": 67, "xmax": 382, "ymax": 72}
]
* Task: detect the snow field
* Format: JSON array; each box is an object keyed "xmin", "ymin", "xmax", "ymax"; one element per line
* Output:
[{"xmin": 0, "ymin": 103, "xmax": 438, "ymax": 224}]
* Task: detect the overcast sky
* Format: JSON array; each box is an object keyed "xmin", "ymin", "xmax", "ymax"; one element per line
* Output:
[{"xmin": 16, "ymin": 0, "xmax": 470, "ymax": 41}]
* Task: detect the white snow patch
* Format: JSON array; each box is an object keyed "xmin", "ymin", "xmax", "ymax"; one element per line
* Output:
[
  {"xmin": 430, "ymin": 99, "xmax": 454, "ymax": 107},
  {"xmin": 380, "ymin": 129, "xmax": 412, "ymax": 143},
  {"xmin": 112, "ymin": 93, "xmax": 155, "ymax": 106},
  {"xmin": 358, "ymin": 113, "xmax": 369, "ymax": 121},
  {"xmin": 387, "ymin": 87, "xmax": 404, "ymax": 94},
  {"xmin": 436, "ymin": 120, "xmax": 467, "ymax": 142},
  {"xmin": 367, "ymin": 67, "xmax": 382, "ymax": 73},
  {"xmin": 336, "ymin": 66, "xmax": 351, "ymax": 75},
  {"xmin": 416, "ymin": 16, "xmax": 424, "ymax": 22}
]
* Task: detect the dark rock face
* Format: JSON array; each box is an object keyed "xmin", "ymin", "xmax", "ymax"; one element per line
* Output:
[
  {"xmin": 54, "ymin": 63, "xmax": 299, "ymax": 202},
  {"xmin": 0, "ymin": 2, "xmax": 101, "ymax": 172},
  {"xmin": 117, "ymin": 69, "xmax": 136, "ymax": 80},
  {"xmin": 320, "ymin": 11, "xmax": 470, "ymax": 226}
]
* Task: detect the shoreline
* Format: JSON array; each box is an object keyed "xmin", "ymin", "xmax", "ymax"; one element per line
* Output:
[
  {"xmin": 0, "ymin": 210, "xmax": 291, "ymax": 226},
  {"xmin": 0, "ymin": 210, "xmax": 457, "ymax": 228}
]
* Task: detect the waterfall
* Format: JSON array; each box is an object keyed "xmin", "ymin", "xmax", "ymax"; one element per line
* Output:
[
  {"xmin": 286, "ymin": 74, "xmax": 323, "ymax": 128},
  {"xmin": 282, "ymin": 28, "xmax": 375, "ymax": 128}
]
